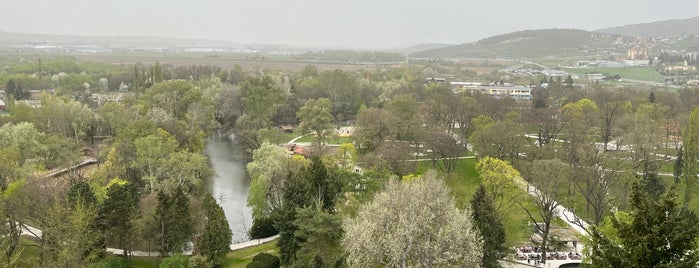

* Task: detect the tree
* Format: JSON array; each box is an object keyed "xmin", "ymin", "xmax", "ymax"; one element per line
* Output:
[
  {"xmin": 153, "ymin": 187, "xmax": 194, "ymax": 255},
  {"xmin": 41, "ymin": 198, "xmax": 103, "ymax": 267},
  {"xmin": 292, "ymin": 206, "xmax": 344, "ymax": 267},
  {"xmin": 593, "ymin": 88, "xmax": 631, "ymax": 151},
  {"xmin": 247, "ymin": 142, "xmax": 307, "ymax": 220},
  {"xmin": 97, "ymin": 180, "xmax": 139, "ymax": 256},
  {"xmin": 470, "ymin": 185, "xmax": 506, "ymax": 268},
  {"xmin": 276, "ymin": 157, "xmax": 339, "ymax": 265},
  {"xmin": 198, "ymin": 194, "xmax": 232, "ymax": 267},
  {"xmin": 426, "ymin": 130, "xmax": 465, "ymax": 173},
  {"xmin": 297, "ymin": 98, "xmax": 334, "ymax": 155},
  {"xmin": 475, "ymin": 157, "xmax": 523, "ymax": 210},
  {"xmin": 682, "ymin": 107, "xmax": 699, "ymax": 204},
  {"xmin": 520, "ymin": 159, "xmax": 568, "ymax": 265},
  {"xmin": 469, "ymin": 117, "xmax": 525, "ymax": 166},
  {"xmin": 588, "ymin": 185, "xmax": 699, "ymax": 267},
  {"xmin": 240, "ymin": 75, "xmax": 285, "ymax": 126},
  {"xmin": 342, "ymin": 172, "xmax": 483, "ymax": 267}
]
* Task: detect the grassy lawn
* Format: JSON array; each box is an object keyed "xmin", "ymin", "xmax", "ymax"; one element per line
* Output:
[
  {"xmin": 414, "ymin": 158, "xmax": 539, "ymax": 247},
  {"xmin": 295, "ymin": 135, "xmax": 352, "ymax": 144},
  {"xmin": 564, "ymin": 66, "xmax": 665, "ymax": 82},
  {"xmin": 224, "ymin": 240, "xmax": 279, "ymax": 268}
]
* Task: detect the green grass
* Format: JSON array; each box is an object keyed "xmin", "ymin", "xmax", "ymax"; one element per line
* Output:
[
  {"xmin": 224, "ymin": 240, "xmax": 279, "ymax": 268},
  {"xmin": 125, "ymin": 257, "xmax": 159, "ymax": 268},
  {"xmin": 414, "ymin": 157, "xmax": 540, "ymax": 247},
  {"xmin": 295, "ymin": 135, "xmax": 352, "ymax": 144},
  {"xmin": 564, "ymin": 66, "xmax": 665, "ymax": 82}
]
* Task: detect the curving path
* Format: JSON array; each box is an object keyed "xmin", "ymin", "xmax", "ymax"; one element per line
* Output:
[{"xmin": 21, "ymin": 223, "xmax": 278, "ymax": 257}]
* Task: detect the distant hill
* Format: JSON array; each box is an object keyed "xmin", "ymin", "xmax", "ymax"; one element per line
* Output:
[
  {"xmin": 409, "ymin": 29, "xmax": 618, "ymax": 59},
  {"xmin": 597, "ymin": 17, "xmax": 699, "ymax": 38},
  {"xmin": 395, "ymin": 43, "xmax": 454, "ymax": 55}
]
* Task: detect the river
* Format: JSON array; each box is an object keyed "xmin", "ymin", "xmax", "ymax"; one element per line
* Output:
[{"xmin": 205, "ymin": 133, "xmax": 253, "ymax": 244}]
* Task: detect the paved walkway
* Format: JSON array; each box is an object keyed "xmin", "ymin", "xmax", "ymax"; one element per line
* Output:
[{"xmin": 21, "ymin": 222, "xmax": 278, "ymax": 256}]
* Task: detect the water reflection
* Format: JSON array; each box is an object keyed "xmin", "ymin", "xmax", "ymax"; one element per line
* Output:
[{"xmin": 205, "ymin": 133, "xmax": 253, "ymax": 244}]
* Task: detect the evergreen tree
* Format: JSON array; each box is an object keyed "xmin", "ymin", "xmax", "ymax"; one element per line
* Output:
[
  {"xmin": 674, "ymin": 146, "xmax": 683, "ymax": 185},
  {"xmin": 648, "ymin": 91, "xmax": 656, "ymax": 103},
  {"xmin": 470, "ymin": 184, "xmax": 506, "ymax": 268},
  {"xmin": 199, "ymin": 194, "xmax": 232, "ymax": 267},
  {"xmin": 97, "ymin": 182, "xmax": 139, "ymax": 256},
  {"xmin": 67, "ymin": 180, "xmax": 98, "ymax": 207},
  {"xmin": 154, "ymin": 187, "xmax": 194, "ymax": 255},
  {"xmin": 565, "ymin": 75, "xmax": 574, "ymax": 86},
  {"xmin": 276, "ymin": 157, "xmax": 340, "ymax": 265},
  {"xmin": 589, "ymin": 184, "xmax": 699, "ymax": 267}
]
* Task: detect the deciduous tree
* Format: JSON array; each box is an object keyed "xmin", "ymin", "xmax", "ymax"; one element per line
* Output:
[{"xmin": 342, "ymin": 172, "xmax": 483, "ymax": 267}]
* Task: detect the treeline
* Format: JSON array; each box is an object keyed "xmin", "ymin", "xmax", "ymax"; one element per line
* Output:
[
  {"xmin": 291, "ymin": 50, "xmax": 406, "ymax": 63},
  {"xmin": 0, "ymin": 77, "xmax": 235, "ymax": 267}
]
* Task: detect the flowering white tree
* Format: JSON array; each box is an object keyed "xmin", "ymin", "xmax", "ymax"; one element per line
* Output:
[{"xmin": 342, "ymin": 171, "xmax": 483, "ymax": 268}]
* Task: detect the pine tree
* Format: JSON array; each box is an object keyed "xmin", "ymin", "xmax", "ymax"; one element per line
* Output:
[
  {"xmin": 470, "ymin": 184, "xmax": 506, "ymax": 268},
  {"xmin": 154, "ymin": 187, "xmax": 194, "ymax": 255},
  {"xmin": 199, "ymin": 194, "xmax": 232, "ymax": 267},
  {"xmin": 97, "ymin": 182, "xmax": 139, "ymax": 256},
  {"xmin": 589, "ymin": 184, "xmax": 699, "ymax": 267}
]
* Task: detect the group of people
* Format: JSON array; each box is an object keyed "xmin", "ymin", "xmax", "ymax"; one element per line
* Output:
[{"xmin": 513, "ymin": 246, "xmax": 582, "ymax": 264}]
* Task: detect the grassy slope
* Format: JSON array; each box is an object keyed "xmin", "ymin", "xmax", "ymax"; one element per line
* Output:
[
  {"xmin": 224, "ymin": 241, "xmax": 279, "ymax": 268},
  {"xmin": 410, "ymin": 29, "xmax": 618, "ymax": 59}
]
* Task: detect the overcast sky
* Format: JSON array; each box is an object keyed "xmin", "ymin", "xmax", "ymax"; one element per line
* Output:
[{"xmin": 2, "ymin": 0, "xmax": 698, "ymax": 49}]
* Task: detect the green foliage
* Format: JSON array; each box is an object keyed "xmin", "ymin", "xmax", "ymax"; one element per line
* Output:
[
  {"xmin": 159, "ymin": 254, "xmax": 189, "ymax": 268},
  {"xmin": 198, "ymin": 194, "xmax": 232, "ymax": 267},
  {"xmin": 67, "ymin": 180, "xmax": 98, "ymax": 207},
  {"xmin": 589, "ymin": 185, "xmax": 699, "ymax": 267},
  {"xmin": 89, "ymin": 256, "xmax": 128, "ymax": 268},
  {"xmin": 246, "ymin": 141, "xmax": 290, "ymax": 219},
  {"xmin": 475, "ymin": 157, "xmax": 523, "ymax": 210},
  {"xmin": 240, "ymin": 75, "xmax": 285, "ymax": 126},
  {"xmin": 97, "ymin": 182, "xmax": 139, "ymax": 254},
  {"xmin": 276, "ymin": 157, "xmax": 340, "ymax": 265},
  {"xmin": 297, "ymin": 98, "xmax": 335, "ymax": 153},
  {"xmin": 291, "ymin": 207, "xmax": 344, "ymax": 267},
  {"xmin": 249, "ymin": 216, "xmax": 278, "ymax": 239},
  {"xmin": 682, "ymin": 108, "xmax": 699, "ymax": 204},
  {"xmin": 246, "ymin": 253, "xmax": 280, "ymax": 268},
  {"xmin": 470, "ymin": 185, "xmax": 506, "ymax": 268},
  {"xmin": 153, "ymin": 187, "xmax": 194, "ymax": 255}
]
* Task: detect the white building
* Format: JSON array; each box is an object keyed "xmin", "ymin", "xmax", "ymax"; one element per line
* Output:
[{"xmin": 479, "ymin": 86, "xmax": 532, "ymax": 100}]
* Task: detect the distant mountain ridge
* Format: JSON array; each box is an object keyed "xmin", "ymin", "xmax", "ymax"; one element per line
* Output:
[
  {"xmin": 596, "ymin": 17, "xmax": 699, "ymax": 38},
  {"xmin": 409, "ymin": 29, "xmax": 618, "ymax": 59}
]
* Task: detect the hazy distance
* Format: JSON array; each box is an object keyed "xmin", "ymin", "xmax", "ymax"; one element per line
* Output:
[{"xmin": 3, "ymin": 0, "xmax": 698, "ymax": 49}]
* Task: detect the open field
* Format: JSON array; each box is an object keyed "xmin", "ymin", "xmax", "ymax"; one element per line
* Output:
[
  {"xmin": 564, "ymin": 66, "xmax": 665, "ymax": 82},
  {"xmin": 73, "ymin": 54, "xmax": 393, "ymax": 72}
]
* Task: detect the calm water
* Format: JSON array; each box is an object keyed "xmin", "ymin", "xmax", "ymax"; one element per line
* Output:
[{"xmin": 205, "ymin": 133, "xmax": 253, "ymax": 244}]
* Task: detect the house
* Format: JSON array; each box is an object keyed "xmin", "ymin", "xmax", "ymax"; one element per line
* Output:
[
  {"xmin": 449, "ymin": 82, "xmax": 481, "ymax": 93},
  {"xmin": 627, "ymin": 47, "xmax": 647, "ymax": 60},
  {"xmin": 479, "ymin": 86, "xmax": 532, "ymax": 100}
]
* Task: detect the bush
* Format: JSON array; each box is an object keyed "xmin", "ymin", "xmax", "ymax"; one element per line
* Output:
[
  {"xmin": 246, "ymin": 253, "xmax": 280, "ymax": 268},
  {"xmin": 88, "ymin": 256, "xmax": 127, "ymax": 268},
  {"xmin": 249, "ymin": 216, "xmax": 278, "ymax": 239},
  {"xmin": 160, "ymin": 254, "xmax": 189, "ymax": 268},
  {"xmin": 188, "ymin": 254, "xmax": 212, "ymax": 268}
]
